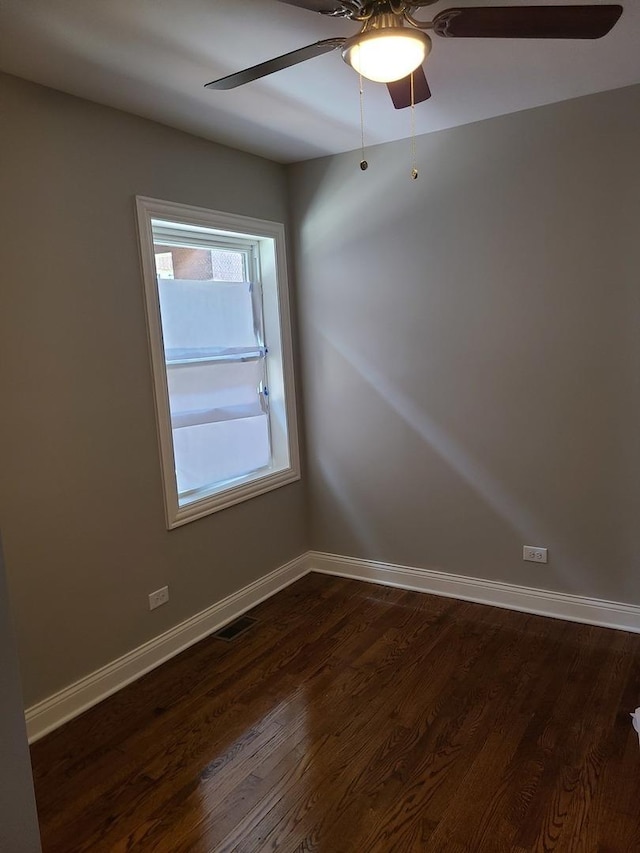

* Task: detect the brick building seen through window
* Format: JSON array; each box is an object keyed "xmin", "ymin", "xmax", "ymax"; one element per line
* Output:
[{"xmin": 154, "ymin": 245, "xmax": 244, "ymax": 282}]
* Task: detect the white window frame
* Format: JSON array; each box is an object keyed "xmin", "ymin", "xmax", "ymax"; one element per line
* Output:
[{"xmin": 136, "ymin": 196, "xmax": 300, "ymax": 529}]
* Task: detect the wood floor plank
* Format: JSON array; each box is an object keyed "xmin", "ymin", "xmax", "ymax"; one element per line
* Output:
[
  {"xmin": 173, "ymin": 595, "xmax": 466, "ymax": 852},
  {"xmin": 358, "ymin": 615, "xmax": 543, "ymax": 851},
  {"xmin": 54, "ymin": 584, "xmax": 420, "ymax": 851},
  {"xmin": 512, "ymin": 628, "xmax": 634, "ymax": 852},
  {"xmin": 445, "ymin": 620, "xmax": 601, "ymax": 851},
  {"xmin": 413, "ymin": 616, "xmax": 570, "ymax": 851},
  {"xmin": 30, "ymin": 573, "xmax": 640, "ymax": 852},
  {"xmin": 298, "ymin": 615, "xmax": 516, "ymax": 851},
  {"xmin": 47, "ymin": 581, "xmax": 384, "ymax": 850}
]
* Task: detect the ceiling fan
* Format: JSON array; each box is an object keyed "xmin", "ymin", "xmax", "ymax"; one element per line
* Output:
[{"xmin": 205, "ymin": 1, "xmax": 623, "ymax": 110}]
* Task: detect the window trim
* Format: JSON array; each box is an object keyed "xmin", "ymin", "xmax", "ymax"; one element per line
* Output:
[{"xmin": 135, "ymin": 196, "xmax": 300, "ymax": 529}]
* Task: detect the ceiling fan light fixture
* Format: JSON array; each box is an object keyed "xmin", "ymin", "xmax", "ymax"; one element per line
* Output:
[{"xmin": 342, "ymin": 27, "xmax": 431, "ymax": 83}]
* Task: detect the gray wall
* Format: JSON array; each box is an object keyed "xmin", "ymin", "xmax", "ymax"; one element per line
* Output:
[
  {"xmin": 0, "ymin": 73, "xmax": 307, "ymax": 707},
  {"xmin": 0, "ymin": 537, "xmax": 42, "ymax": 852},
  {"xmin": 289, "ymin": 84, "xmax": 640, "ymax": 603}
]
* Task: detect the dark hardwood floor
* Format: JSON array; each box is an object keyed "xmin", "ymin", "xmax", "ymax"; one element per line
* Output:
[{"xmin": 30, "ymin": 573, "xmax": 640, "ymax": 851}]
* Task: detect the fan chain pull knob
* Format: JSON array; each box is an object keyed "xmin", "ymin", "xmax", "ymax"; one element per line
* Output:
[
  {"xmin": 411, "ymin": 168, "xmax": 418, "ymax": 180},
  {"xmin": 360, "ymin": 160, "xmax": 368, "ymax": 171}
]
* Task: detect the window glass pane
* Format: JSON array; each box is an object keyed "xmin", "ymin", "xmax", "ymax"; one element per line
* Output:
[
  {"xmin": 167, "ymin": 361, "xmax": 263, "ymax": 416},
  {"xmin": 151, "ymin": 223, "xmax": 269, "ymax": 502},
  {"xmin": 154, "ymin": 252, "xmax": 175, "ymax": 279},
  {"xmin": 157, "ymin": 279, "xmax": 259, "ymax": 359},
  {"xmin": 153, "ymin": 245, "xmax": 246, "ymax": 282},
  {"xmin": 168, "ymin": 358, "xmax": 270, "ymax": 498},
  {"xmin": 211, "ymin": 250, "xmax": 244, "ymax": 282},
  {"xmin": 173, "ymin": 413, "xmax": 270, "ymax": 496}
]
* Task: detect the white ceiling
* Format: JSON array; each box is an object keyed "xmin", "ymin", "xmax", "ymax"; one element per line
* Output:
[{"xmin": 1, "ymin": 0, "xmax": 639, "ymax": 163}]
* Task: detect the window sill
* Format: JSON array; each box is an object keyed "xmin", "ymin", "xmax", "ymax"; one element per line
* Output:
[{"xmin": 168, "ymin": 466, "xmax": 300, "ymax": 528}]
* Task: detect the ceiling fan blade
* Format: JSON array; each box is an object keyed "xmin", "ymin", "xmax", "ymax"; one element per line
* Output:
[
  {"xmin": 275, "ymin": 0, "xmax": 357, "ymax": 13},
  {"xmin": 433, "ymin": 5, "xmax": 623, "ymax": 39},
  {"xmin": 205, "ymin": 38, "xmax": 345, "ymax": 90},
  {"xmin": 387, "ymin": 66, "xmax": 432, "ymax": 110}
]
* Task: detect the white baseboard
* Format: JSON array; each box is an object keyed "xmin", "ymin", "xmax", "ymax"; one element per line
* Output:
[
  {"xmin": 27, "ymin": 550, "xmax": 640, "ymax": 742},
  {"xmin": 25, "ymin": 553, "xmax": 309, "ymax": 743},
  {"xmin": 308, "ymin": 551, "xmax": 640, "ymax": 634}
]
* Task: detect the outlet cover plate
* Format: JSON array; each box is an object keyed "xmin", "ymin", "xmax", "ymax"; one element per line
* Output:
[
  {"xmin": 149, "ymin": 586, "xmax": 169, "ymax": 610},
  {"xmin": 523, "ymin": 546, "xmax": 548, "ymax": 564}
]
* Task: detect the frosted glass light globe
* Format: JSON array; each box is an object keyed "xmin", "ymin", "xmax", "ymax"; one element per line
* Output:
[{"xmin": 342, "ymin": 29, "xmax": 431, "ymax": 83}]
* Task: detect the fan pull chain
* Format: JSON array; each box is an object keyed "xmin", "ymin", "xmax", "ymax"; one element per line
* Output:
[
  {"xmin": 359, "ymin": 73, "xmax": 368, "ymax": 171},
  {"xmin": 410, "ymin": 72, "xmax": 418, "ymax": 181}
]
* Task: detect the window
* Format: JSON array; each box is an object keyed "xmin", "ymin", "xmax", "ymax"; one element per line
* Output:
[{"xmin": 136, "ymin": 197, "xmax": 300, "ymax": 528}]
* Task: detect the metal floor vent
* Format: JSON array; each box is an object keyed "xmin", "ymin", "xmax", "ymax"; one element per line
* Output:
[{"xmin": 213, "ymin": 615, "xmax": 258, "ymax": 642}]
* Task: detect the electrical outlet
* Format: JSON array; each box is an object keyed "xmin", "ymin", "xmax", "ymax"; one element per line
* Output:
[
  {"xmin": 523, "ymin": 546, "xmax": 548, "ymax": 564},
  {"xmin": 148, "ymin": 586, "xmax": 169, "ymax": 610}
]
